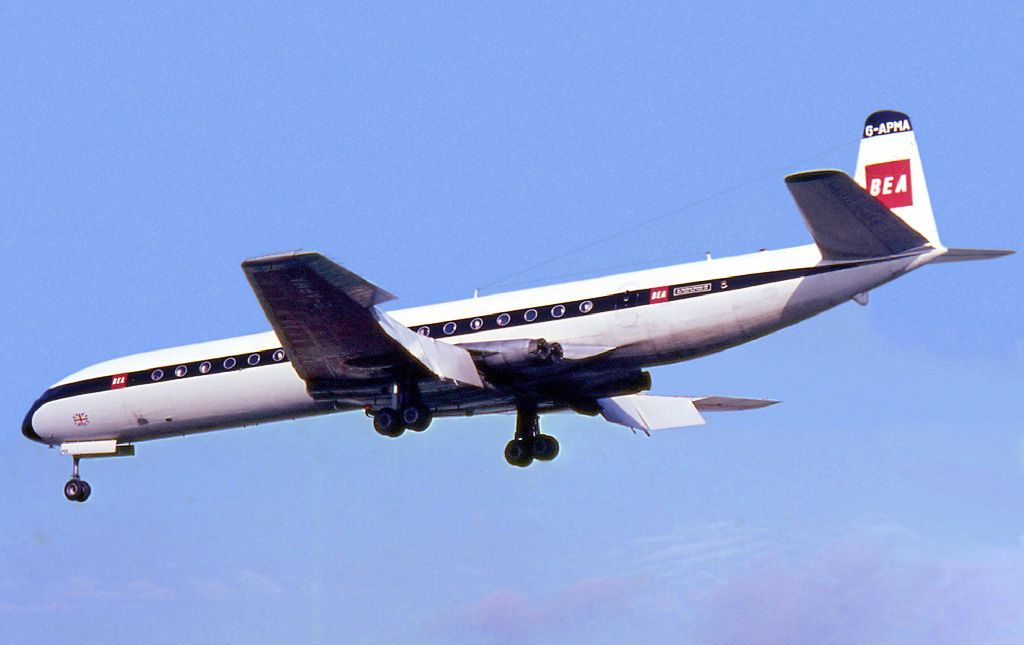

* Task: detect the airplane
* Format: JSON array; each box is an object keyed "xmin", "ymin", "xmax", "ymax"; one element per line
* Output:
[{"xmin": 23, "ymin": 110, "xmax": 1013, "ymax": 502}]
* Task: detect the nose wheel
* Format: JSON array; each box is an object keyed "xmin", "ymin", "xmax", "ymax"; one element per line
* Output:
[
  {"xmin": 64, "ymin": 456, "xmax": 91, "ymax": 502},
  {"xmin": 64, "ymin": 478, "xmax": 91, "ymax": 502},
  {"xmin": 505, "ymin": 402, "xmax": 559, "ymax": 467}
]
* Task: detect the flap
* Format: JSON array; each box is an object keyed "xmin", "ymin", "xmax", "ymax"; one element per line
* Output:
[
  {"xmin": 373, "ymin": 309, "xmax": 483, "ymax": 387},
  {"xmin": 597, "ymin": 395, "xmax": 706, "ymax": 432}
]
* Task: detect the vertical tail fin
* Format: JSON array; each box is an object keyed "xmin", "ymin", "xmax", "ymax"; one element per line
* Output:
[{"xmin": 854, "ymin": 110, "xmax": 941, "ymax": 246}]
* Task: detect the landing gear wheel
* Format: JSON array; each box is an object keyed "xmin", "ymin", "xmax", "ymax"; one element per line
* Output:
[
  {"xmin": 64, "ymin": 479, "xmax": 90, "ymax": 502},
  {"xmin": 402, "ymin": 404, "xmax": 432, "ymax": 432},
  {"xmin": 64, "ymin": 479, "xmax": 81, "ymax": 501},
  {"xmin": 531, "ymin": 434, "xmax": 560, "ymax": 461},
  {"xmin": 505, "ymin": 439, "xmax": 534, "ymax": 467},
  {"xmin": 373, "ymin": 408, "xmax": 404, "ymax": 437}
]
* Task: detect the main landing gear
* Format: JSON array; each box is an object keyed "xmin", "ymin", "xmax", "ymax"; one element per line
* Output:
[
  {"xmin": 64, "ymin": 456, "xmax": 91, "ymax": 503},
  {"xmin": 505, "ymin": 402, "xmax": 559, "ymax": 468},
  {"xmin": 372, "ymin": 377, "xmax": 433, "ymax": 438}
]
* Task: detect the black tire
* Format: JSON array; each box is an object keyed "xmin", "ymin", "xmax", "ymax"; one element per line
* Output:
[
  {"xmin": 532, "ymin": 434, "xmax": 560, "ymax": 462},
  {"xmin": 79, "ymin": 481, "xmax": 92, "ymax": 502},
  {"xmin": 64, "ymin": 479, "xmax": 82, "ymax": 502},
  {"xmin": 504, "ymin": 439, "xmax": 533, "ymax": 467},
  {"xmin": 373, "ymin": 408, "xmax": 404, "ymax": 437},
  {"xmin": 403, "ymin": 404, "xmax": 432, "ymax": 432}
]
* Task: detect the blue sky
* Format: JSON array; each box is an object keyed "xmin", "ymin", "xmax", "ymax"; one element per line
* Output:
[{"xmin": 2, "ymin": 3, "xmax": 1022, "ymax": 643}]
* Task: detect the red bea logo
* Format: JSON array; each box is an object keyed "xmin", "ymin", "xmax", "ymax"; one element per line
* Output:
[
  {"xmin": 865, "ymin": 159, "xmax": 913, "ymax": 209},
  {"xmin": 111, "ymin": 373, "xmax": 128, "ymax": 389},
  {"xmin": 650, "ymin": 287, "xmax": 668, "ymax": 304}
]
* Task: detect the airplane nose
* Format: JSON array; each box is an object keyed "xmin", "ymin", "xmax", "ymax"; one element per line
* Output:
[{"xmin": 22, "ymin": 397, "xmax": 46, "ymax": 444}]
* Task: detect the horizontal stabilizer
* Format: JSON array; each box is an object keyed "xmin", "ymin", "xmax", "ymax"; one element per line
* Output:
[
  {"xmin": 929, "ymin": 247, "xmax": 1015, "ymax": 264},
  {"xmin": 786, "ymin": 170, "xmax": 928, "ymax": 260}
]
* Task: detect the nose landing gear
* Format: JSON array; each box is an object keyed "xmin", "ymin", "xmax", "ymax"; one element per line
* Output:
[{"xmin": 64, "ymin": 456, "xmax": 91, "ymax": 502}]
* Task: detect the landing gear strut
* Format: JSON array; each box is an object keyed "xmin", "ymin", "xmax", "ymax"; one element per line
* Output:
[
  {"xmin": 373, "ymin": 376, "xmax": 433, "ymax": 437},
  {"xmin": 64, "ymin": 456, "xmax": 91, "ymax": 503},
  {"xmin": 505, "ymin": 402, "xmax": 559, "ymax": 468}
]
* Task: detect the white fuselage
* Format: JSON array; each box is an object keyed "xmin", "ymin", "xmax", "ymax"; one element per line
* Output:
[{"xmin": 24, "ymin": 243, "xmax": 939, "ymax": 447}]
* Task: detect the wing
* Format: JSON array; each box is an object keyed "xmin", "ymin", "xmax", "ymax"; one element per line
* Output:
[
  {"xmin": 242, "ymin": 252, "xmax": 483, "ymax": 393},
  {"xmin": 597, "ymin": 394, "xmax": 778, "ymax": 433}
]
